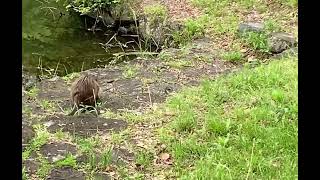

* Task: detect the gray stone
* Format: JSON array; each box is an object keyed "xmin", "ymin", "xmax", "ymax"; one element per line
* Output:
[
  {"xmin": 39, "ymin": 142, "xmax": 78, "ymax": 163},
  {"xmin": 47, "ymin": 167, "xmax": 85, "ymax": 180},
  {"xmin": 238, "ymin": 22, "xmax": 264, "ymax": 33},
  {"xmin": 272, "ymin": 47, "xmax": 298, "ymax": 59},
  {"xmin": 23, "ymin": 159, "xmax": 40, "ymax": 175},
  {"xmin": 268, "ymin": 32, "xmax": 297, "ymax": 53},
  {"xmin": 22, "ymin": 123, "xmax": 35, "ymax": 150}
]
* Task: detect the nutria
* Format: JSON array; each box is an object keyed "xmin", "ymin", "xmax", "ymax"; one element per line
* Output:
[{"xmin": 68, "ymin": 73, "xmax": 100, "ymax": 116}]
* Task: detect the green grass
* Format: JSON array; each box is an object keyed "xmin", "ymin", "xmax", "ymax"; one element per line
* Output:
[
  {"xmin": 156, "ymin": 56, "xmax": 297, "ymax": 179},
  {"xmin": 100, "ymin": 148, "xmax": 113, "ymax": 169},
  {"xmin": 22, "ymin": 166, "xmax": 28, "ymax": 180},
  {"xmin": 39, "ymin": 100, "xmax": 55, "ymax": 111},
  {"xmin": 241, "ymin": 31, "xmax": 270, "ymax": 53},
  {"xmin": 81, "ymin": 147, "xmax": 113, "ymax": 172},
  {"xmin": 55, "ymin": 153, "xmax": 77, "ymax": 168},
  {"xmin": 172, "ymin": 0, "xmax": 297, "ymax": 52},
  {"xmin": 173, "ymin": 17, "xmax": 207, "ymax": 46},
  {"xmin": 144, "ymin": 4, "xmax": 168, "ymax": 21},
  {"xmin": 62, "ymin": 72, "xmax": 80, "ymax": 84},
  {"xmin": 122, "ymin": 65, "xmax": 139, "ymax": 79},
  {"xmin": 221, "ymin": 51, "xmax": 243, "ymax": 62},
  {"xmin": 26, "ymin": 86, "xmax": 40, "ymax": 98},
  {"xmin": 110, "ymin": 130, "xmax": 129, "ymax": 144},
  {"xmin": 135, "ymin": 150, "xmax": 154, "ymax": 169},
  {"xmin": 36, "ymin": 155, "xmax": 53, "ymax": 178},
  {"xmin": 166, "ymin": 60, "xmax": 193, "ymax": 69},
  {"xmin": 23, "ymin": 125, "xmax": 51, "ymax": 160},
  {"xmin": 76, "ymin": 136, "xmax": 102, "ymax": 154}
]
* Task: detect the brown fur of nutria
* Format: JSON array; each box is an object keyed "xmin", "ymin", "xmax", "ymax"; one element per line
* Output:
[{"xmin": 68, "ymin": 73, "xmax": 100, "ymax": 116}]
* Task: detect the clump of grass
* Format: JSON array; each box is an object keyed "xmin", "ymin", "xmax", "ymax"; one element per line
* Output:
[
  {"xmin": 264, "ymin": 19, "xmax": 282, "ymax": 33},
  {"xmin": 172, "ymin": 110, "xmax": 197, "ymax": 132},
  {"xmin": 76, "ymin": 136, "xmax": 102, "ymax": 154},
  {"xmin": 135, "ymin": 150, "xmax": 154, "ymax": 169},
  {"xmin": 23, "ymin": 125, "xmax": 51, "ymax": 160},
  {"xmin": 62, "ymin": 72, "xmax": 80, "ymax": 84},
  {"xmin": 36, "ymin": 155, "xmax": 52, "ymax": 179},
  {"xmin": 241, "ymin": 31, "xmax": 270, "ymax": 53},
  {"xmin": 54, "ymin": 129, "xmax": 68, "ymax": 140},
  {"xmin": 173, "ymin": 17, "xmax": 207, "ymax": 46},
  {"xmin": 170, "ymin": 137, "xmax": 208, "ymax": 165},
  {"xmin": 221, "ymin": 51, "xmax": 243, "ymax": 62},
  {"xmin": 55, "ymin": 153, "xmax": 77, "ymax": 168},
  {"xmin": 158, "ymin": 51, "xmax": 174, "ymax": 61},
  {"xmin": 101, "ymin": 109, "xmax": 118, "ymax": 119},
  {"xmin": 119, "ymin": 111, "xmax": 143, "ymax": 123},
  {"xmin": 87, "ymin": 152, "xmax": 99, "ymax": 171},
  {"xmin": 22, "ymin": 166, "xmax": 28, "ymax": 180},
  {"xmin": 31, "ymin": 126, "xmax": 50, "ymax": 149},
  {"xmin": 155, "ymin": 56, "xmax": 298, "ymax": 179},
  {"xmin": 166, "ymin": 60, "xmax": 193, "ymax": 69},
  {"xmin": 23, "ymin": 105, "xmax": 33, "ymax": 117},
  {"xmin": 122, "ymin": 65, "xmax": 139, "ymax": 79},
  {"xmin": 278, "ymin": 0, "xmax": 298, "ymax": 8},
  {"xmin": 144, "ymin": 4, "xmax": 168, "ymax": 21},
  {"xmin": 100, "ymin": 148, "xmax": 113, "ymax": 169},
  {"xmin": 83, "ymin": 146, "xmax": 113, "ymax": 171},
  {"xmin": 26, "ymin": 86, "xmax": 40, "ymax": 98},
  {"xmin": 110, "ymin": 130, "xmax": 129, "ymax": 144},
  {"xmin": 40, "ymin": 100, "xmax": 55, "ymax": 111}
]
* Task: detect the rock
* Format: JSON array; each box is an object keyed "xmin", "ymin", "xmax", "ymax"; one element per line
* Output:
[
  {"xmin": 22, "ymin": 123, "xmax": 35, "ymax": 150},
  {"xmin": 272, "ymin": 47, "xmax": 298, "ymax": 59},
  {"xmin": 238, "ymin": 22, "xmax": 264, "ymax": 33},
  {"xmin": 23, "ymin": 159, "xmax": 40, "ymax": 175},
  {"xmin": 268, "ymin": 32, "xmax": 297, "ymax": 53},
  {"xmin": 47, "ymin": 167, "xmax": 85, "ymax": 180},
  {"xmin": 39, "ymin": 142, "xmax": 77, "ymax": 163}
]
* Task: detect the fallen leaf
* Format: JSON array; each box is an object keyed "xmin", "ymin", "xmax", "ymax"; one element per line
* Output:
[{"xmin": 160, "ymin": 153, "xmax": 170, "ymax": 161}]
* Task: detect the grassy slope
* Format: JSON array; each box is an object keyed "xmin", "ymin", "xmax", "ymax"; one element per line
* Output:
[{"xmin": 155, "ymin": 56, "xmax": 297, "ymax": 179}]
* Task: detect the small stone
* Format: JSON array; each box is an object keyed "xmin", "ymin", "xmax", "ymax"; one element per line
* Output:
[
  {"xmin": 238, "ymin": 22, "xmax": 264, "ymax": 33},
  {"xmin": 22, "ymin": 124, "xmax": 35, "ymax": 150},
  {"xmin": 52, "ymin": 154, "xmax": 65, "ymax": 163},
  {"xmin": 160, "ymin": 153, "xmax": 170, "ymax": 161},
  {"xmin": 272, "ymin": 47, "xmax": 298, "ymax": 59},
  {"xmin": 268, "ymin": 32, "xmax": 297, "ymax": 53},
  {"xmin": 44, "ymin": 120, "xmax": 55, "ymax": 127}
]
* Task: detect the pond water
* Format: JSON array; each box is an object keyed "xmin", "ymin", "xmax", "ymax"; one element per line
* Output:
[{"xmin": 22, "ymin": 0, "xmax": 138, "ymax": 77}]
